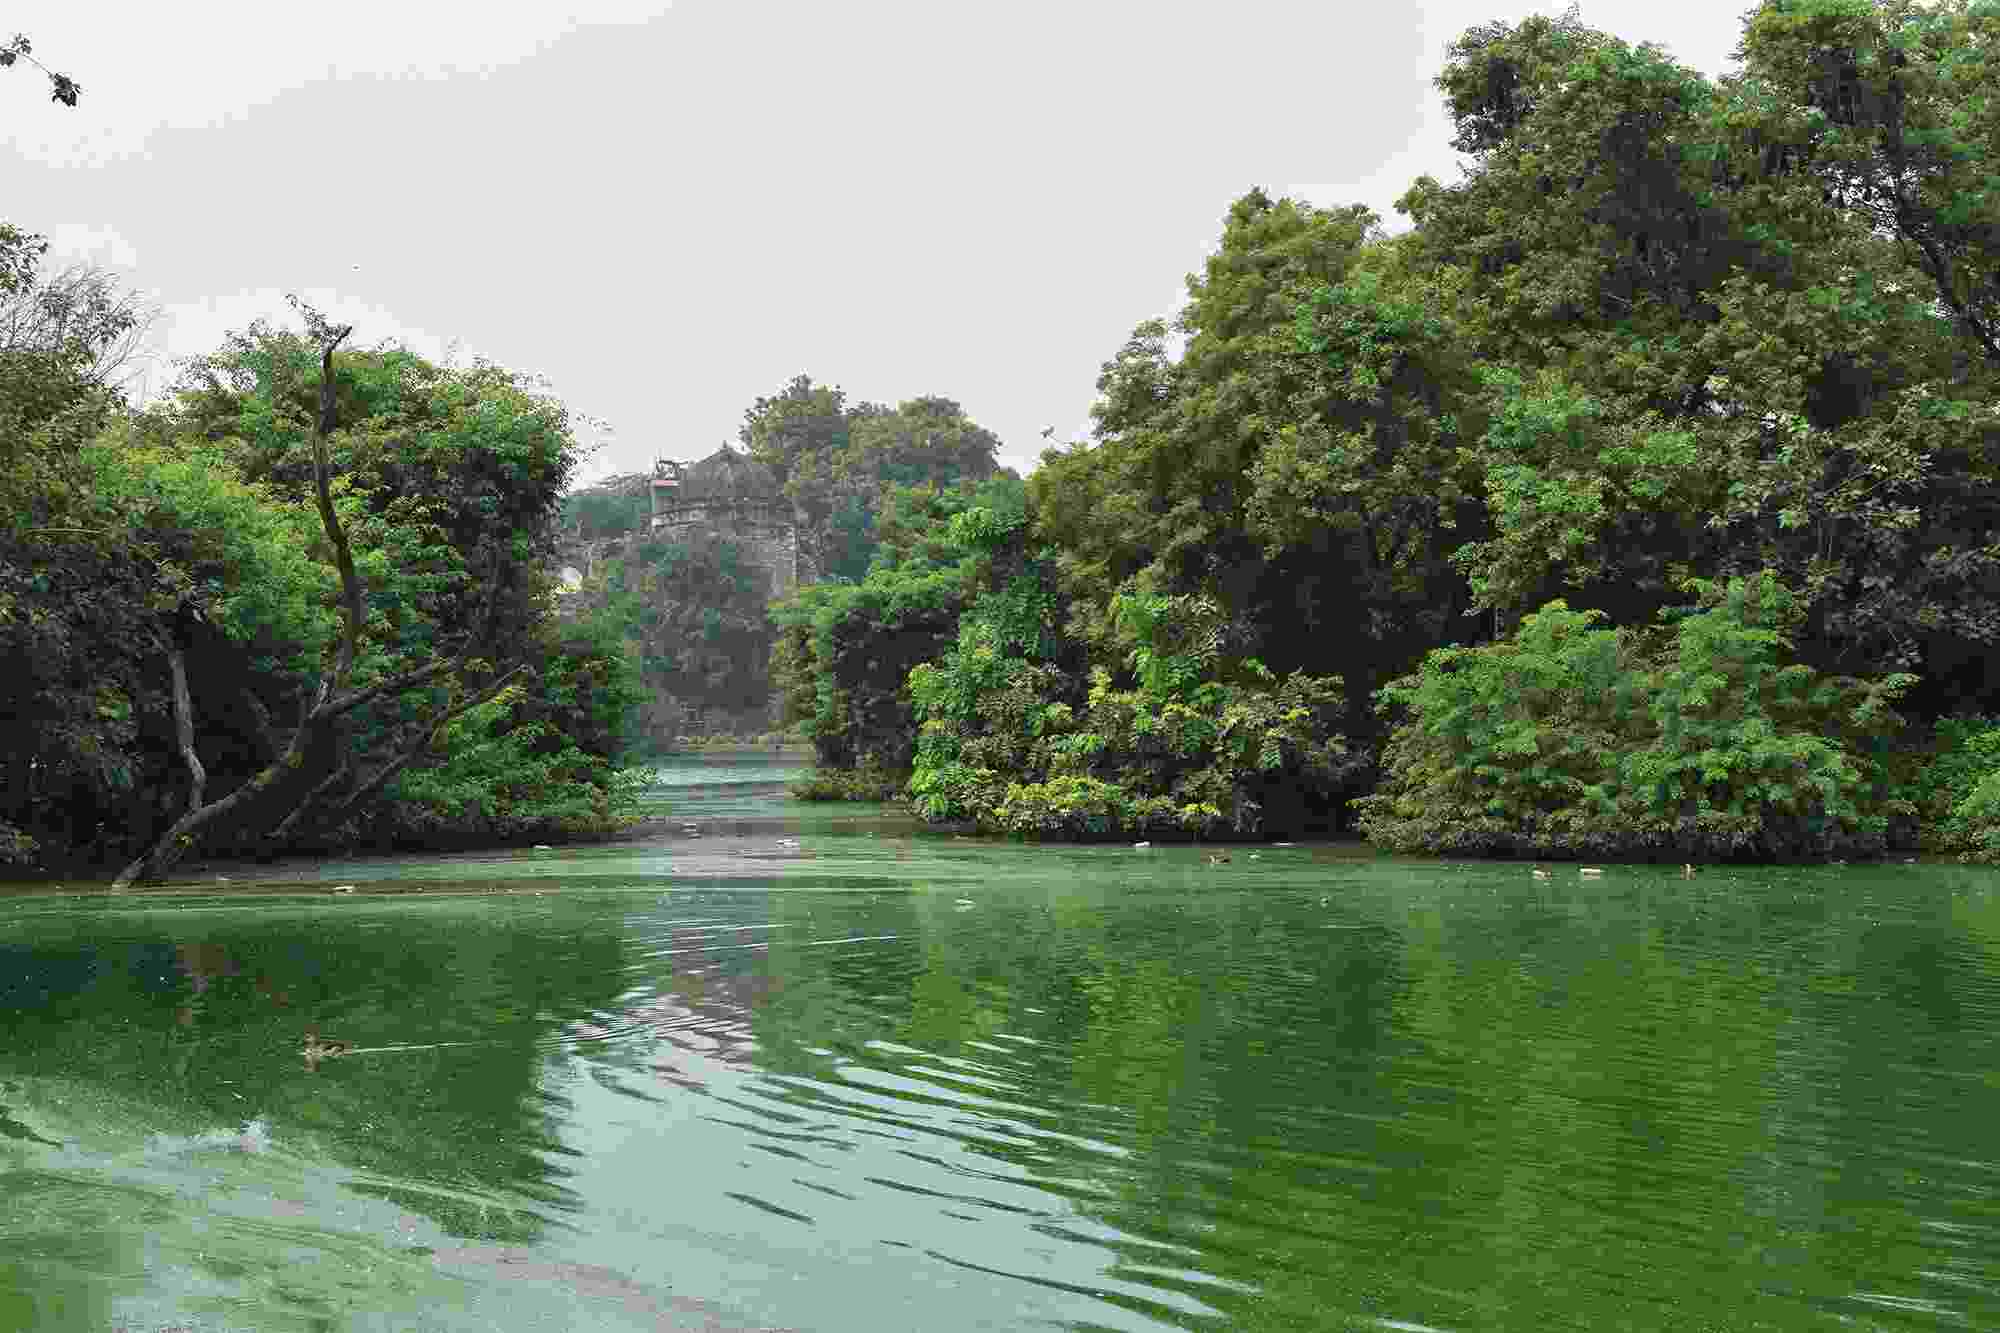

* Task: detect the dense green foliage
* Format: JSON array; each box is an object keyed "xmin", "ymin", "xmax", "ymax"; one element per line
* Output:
[
  {"xmin": 1902, "ymin": 715, "xmax": 2000, "ymax": 862},
  {"xmin": 18, "ymin": 0, "xmax": 2000, "ymax": 865},
  {"xmin": 904, "ymin": 519, "xmax": 1361, "ymax": 837},
  {"xmin": 781, "ymin": 0, "xmax": 2000, "ymax": 859},
  {"xmin": 769, "ymin": 477, "xmax": 1026, "ymax": 790},
  {"xmin": 560, "ymin": 487, "xmax": 651, "ymax": 542},
  {"xmin": 1, "ymin": 224, "xmax": 649, "ymax": 878},
  {"xmin": 585, "ymin": 530, "xmax": 780, "ymax": 744},
  {"xmin": 739, "ymin": 376, "xmax": 1011, "ymax": 583},
  {"xmin": 1344, "ymin": 0, "xmax": 2000, "ymax": 857},
  {"xmin": 907, "ymin": 656, "xmax": 1358, "ymax": 840},
  {"xmin": 385, "ymin": 633, "xmax": 652, "ymax": 845},
  {"xmin": 1356, "ymin": 573, "xmax": 1918, "ymax": 859},
  {"xmin": 1032, "ymin": 194, "xmax": 1476, "ymax": 725}
]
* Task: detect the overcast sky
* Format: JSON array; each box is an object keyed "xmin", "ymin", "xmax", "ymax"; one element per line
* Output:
[{"xmin": 6, "ymin": 1, "xmax": 1749, "ymax": 484}]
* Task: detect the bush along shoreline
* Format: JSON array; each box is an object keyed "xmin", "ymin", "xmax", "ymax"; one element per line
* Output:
[{"xmin": 1354, "ymin": 574, "xmax": 1921, "ymax": 863}]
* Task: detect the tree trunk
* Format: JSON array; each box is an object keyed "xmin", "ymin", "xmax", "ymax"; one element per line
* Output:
[{"xmin": 110, "ymin": 324, "xmax": 528, "ymax": 888}]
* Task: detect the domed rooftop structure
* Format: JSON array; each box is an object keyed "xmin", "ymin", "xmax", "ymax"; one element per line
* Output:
[{"xmin": 672, "ymin": 447, "xmax": 782, "ymax": 505}]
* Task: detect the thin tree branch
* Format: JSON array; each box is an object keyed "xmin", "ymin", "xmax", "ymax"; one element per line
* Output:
[
  {"xmin": 312, "ymin": 656, "xmax": 460, "ymax": 723},
  {"xmin": 264, "ymin": 760, "xmax": 356, "ymax": 844},
  {"xmin": 273, "ymin": 662, "xmax": 534, "ymax": 842},
  {"xmin": 1, "ymin": 34, "xmax": 81, "ymax": 106},
  {"xmin": 239, "ymin": 687, "xmax": 284, "ymax": 758},
  {"xmin": 339, "ymin": 664, "xmax": 534, "ymax": 813}
]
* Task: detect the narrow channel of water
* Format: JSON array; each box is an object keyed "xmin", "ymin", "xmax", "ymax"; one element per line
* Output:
[{"xmin": 3, "ymin": 751, "xmax": 1998, "ymax": 1331}]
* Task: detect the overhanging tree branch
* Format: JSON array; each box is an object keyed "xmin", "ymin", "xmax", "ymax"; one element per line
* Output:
[
  {"xmin": 273, "ymin": 660, "xmax": 536, "ymax": 842},
  {"xmin": 1, "ymin": 34, "xmax": 81, "ymax": 106}
]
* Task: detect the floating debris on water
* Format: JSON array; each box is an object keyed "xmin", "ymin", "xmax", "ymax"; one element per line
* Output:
[{"xmin": 302, "ymin": 1030, "xmax": 352, "ymax": 1071}]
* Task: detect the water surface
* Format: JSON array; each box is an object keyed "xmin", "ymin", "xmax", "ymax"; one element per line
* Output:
[{"xmin": 4, "ymin": 751, "xmax": 1998, "ymax": 1331}]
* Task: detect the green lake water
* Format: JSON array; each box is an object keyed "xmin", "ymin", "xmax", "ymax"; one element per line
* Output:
[{"xmin": 3, "ymin": 751, "xmax": 1998, "ymax": 1332}]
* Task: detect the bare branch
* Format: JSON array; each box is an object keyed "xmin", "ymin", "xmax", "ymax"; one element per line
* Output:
[
  {"xmin": 239, "ymin": 688, "xmax": 284, "ymax": 759},
  {"xmin": 265, "ymin": 761, "xmax": 356, "ymax": 843},
  {"xmin": 0, "ymin": 260, "xmax": 158, "ymax": 405}
]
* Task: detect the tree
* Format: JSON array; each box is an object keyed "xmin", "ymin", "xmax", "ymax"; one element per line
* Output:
[
  {"xmin": 1717, "ymin": 0, "xmax": 2000, "ymax": 694},
  {"xmin": 738, "ymin": 374, "xmax": 853, "ymax": 489},
  {"xmin": 1030, "ymin": 190, "xmax": 1460, "ymax": 755},
  {"xmin": 1, "ymin": 242, "xmax": 151, "ymax": 398},
  {"xmin": 1730, "ymin": 0, "xmax": 2000, "ymax": 365},
  {"xmin": 802, "ymin": 2, "xmax": 2000, "ymax": 853},
  {"xmin": 1, "ymin": 224, "xmax": 152, "ymax": 870},
  {"xmin": 740, "ymin": 374, "xmax": 1007, "ymax": 583},
  {"xmin": 4, "ymin": 215, "xmax": 638, "ymax": 876},
  {"xmin": 1036, "ymin": 191, "xmax": 1381, "ymax": 639},
  {"xmin": 1396, "ymin": 1, "xmax": 2000, "ymax": 704},
  {"xmin": 768, "ymin": 477, "xmax": 1023, "ymax": 785},
  {"xmin": 109, "ymin": 315, "xmax": 542, "ymax": 886}
]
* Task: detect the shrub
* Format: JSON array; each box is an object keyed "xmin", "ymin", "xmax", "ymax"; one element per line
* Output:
[
  {"xmin": 908, "ymin": 582, "xmax": 1358, "ymax": 839},
  {"xmin": 790, "ymin": 759, "xmax": 907, "ymax": 802},
  {"xmin": 1355, "ymin": 573, "xmax": 1918, "ymax": 860},
  {"xmin": 767, "ymin": 493, "xmax": 994, "ymax": 775},
  {"xmin": 1899, "ymin": 716, "xmax": 2000, "ymax": 860}
]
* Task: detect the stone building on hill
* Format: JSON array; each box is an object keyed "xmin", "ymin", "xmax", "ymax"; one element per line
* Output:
[
  {"xmin": 647, "ymin": 448, "xmax": 808, "ymax": 598},
  {"xmin": 551, "ymin": 447, "xmax": 808, "ymax": 740},
  {"xmin": 554, "ymin": 447, "xmax": 810, "ymax": 603}
]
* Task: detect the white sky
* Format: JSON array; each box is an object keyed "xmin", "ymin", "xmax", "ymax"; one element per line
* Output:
[{"xmin": 4, "ymin": 1, "xmax": 1748, "ymax": 483}]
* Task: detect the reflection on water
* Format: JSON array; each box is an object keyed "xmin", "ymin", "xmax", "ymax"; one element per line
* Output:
[{"xmin": 3, "ymin": 752, "xmax": 1999, "ymax": 1331}]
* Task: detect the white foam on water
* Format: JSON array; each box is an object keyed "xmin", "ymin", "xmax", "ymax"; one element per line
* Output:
[{"xmin": 146, "ymin": 1116, "xmax": 275, "ymax": 1157}]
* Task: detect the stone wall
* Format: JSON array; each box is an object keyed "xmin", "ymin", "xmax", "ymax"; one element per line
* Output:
[
  {"xmin": 650, "ymin": 499, "xmax": 804, "ymax": 599},
  {"xmin": 550, "ymin": 500, "xmax": 812, "ymax": 617}
]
